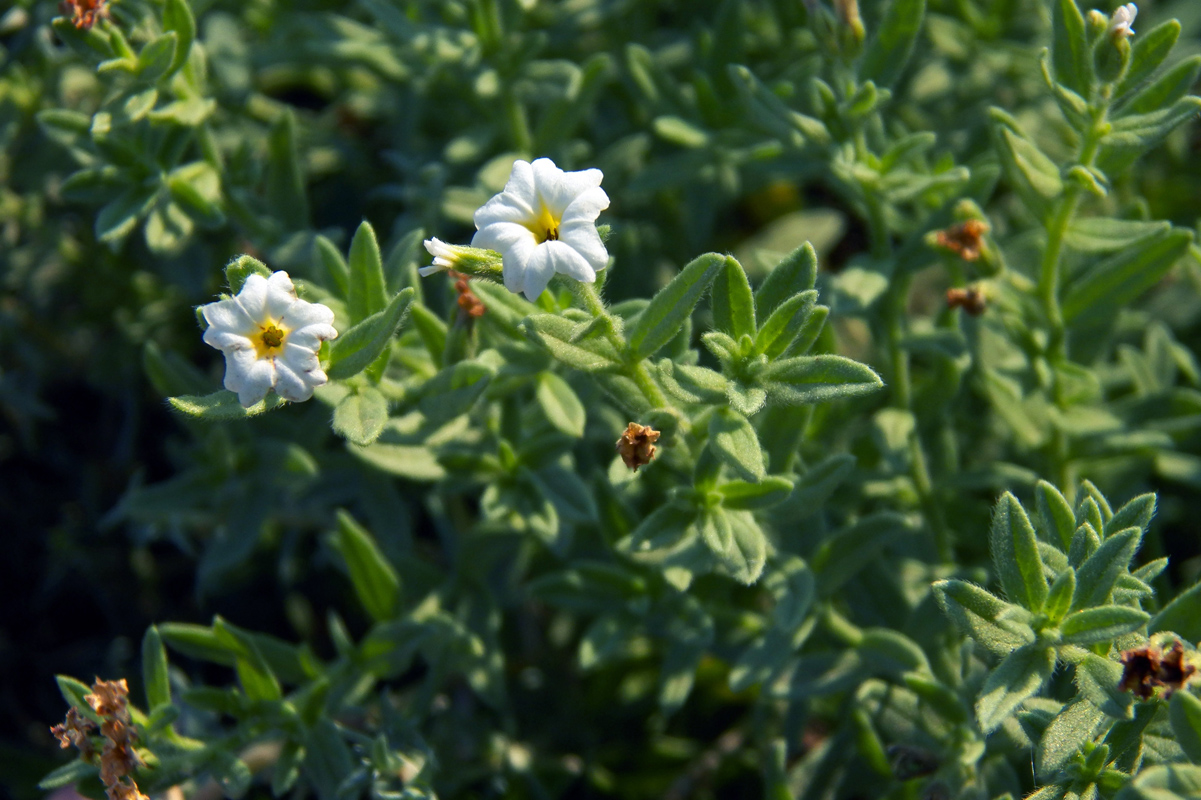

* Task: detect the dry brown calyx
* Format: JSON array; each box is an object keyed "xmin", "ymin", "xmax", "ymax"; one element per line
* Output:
[
  {"xmin": 617, "ymin": 422, "xmax": 661, "ymax": 471},
  {"xmin": 946, "ymin": 286, "xmax": 987, "ymax": 316},
  {"xmin": 935, "ymin": 219, "xmax": 989, "ymax": 262},
  {"xmin": 451, "ymin": 272, "xmax": 486, "ymax": 319},
  {"xmin": 59, "ymin": 0, "xmax": 109, "ymax": 29},
  {"xmin": 1119, "ymin": 639, "xmax": 1198, "ymax": 700},
  {"xmin": 51, "ymin": 677, "xmax": 148, "ymax": 800}
]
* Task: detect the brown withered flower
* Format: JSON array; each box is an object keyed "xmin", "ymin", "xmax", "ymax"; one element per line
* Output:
[
  {"xmin": 1120, "ymin": 639, "xmax": 1197, "ymax": 699},
  {"xmin": 451, "ymin": 272, "xmax": 486, "ymax": 319},
  {"xmin": 50, "ymin": 707, "xmax": 96, "ymax": 758},
  {"xmin": 617, "ymin": 422, "xmax": 660, "ymax": 471},
  {"xmin": 86, "ymin": 678, "xmax": 130, "ymax": 719},
  {"xmin": 59, "ymin": 0, "xmax": 109, "ymax": 29},
  {"xmin": 107, "ymin": 781, "xmax": 150, "ymax": 800},
  {"xmin": 100, "ymin": 739, "xmax": 141, "ymax": 786},
  {"xmin": 946, "ymin": 286, "xmax": 987, "ymax": 316},
  {"xmin": 934, "ymin": 219, "xmax": 989, "ymax": 262}
]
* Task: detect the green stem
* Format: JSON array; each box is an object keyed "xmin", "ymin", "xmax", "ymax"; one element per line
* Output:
[{"xmin": 565, "ymin": 279, "xmax": 669, "ymax": 410}]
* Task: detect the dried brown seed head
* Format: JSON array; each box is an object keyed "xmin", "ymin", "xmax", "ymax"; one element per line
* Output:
[
  {"xmin": 934, "ymin": 219, "xmax": 989, "ymax": 262},
  {"xmin": 50, "ymin": 707, "xmax": 96, "ymax": 756},
  {"xmin": 1120, "ymin": 639, "xmax": 1198, "ymax": 699},
  {"xmin": 100, "ymin": 740, "xmax": 141, "ymax": 786},
  {"xmin": 946, "ymin": 286, "xmax": 987, "ymax": 316},
  {"xmin": 107, "ymin": 780, "xmax": 150, "ymax": 800},
  {"xmin": 85, "ymin": 678, "xmax": 129, "ymax": 719},
  {"xmin": 617, "ymin": 422, "xmax": 661, "ymax": 471},
  {"xmin": 59, "ymin": 0, "xmax": 108, "ymax": 29}
]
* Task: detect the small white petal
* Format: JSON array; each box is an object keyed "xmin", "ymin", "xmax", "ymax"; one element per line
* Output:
[
  {"xmin": 473, "ymin": 221, "xmax": 539, "ymax": 296},
  {"xmin": 203, "ymin": 329, "xmax": 255, "ymax": 351},
  {"xmin": 520, "ymin": 244, "xmax": 560, "ymax": 300},
  {"xmin": 223, "ymin": 349, "xmax": 274, "ymax": 407},
  {"xmin": 287, "ymin": 323, "xmax": 338, "ymax": 352},
  {"xmin": 418, "ymin": 264, "xmax": 446, "ymax": 277},
  {"xmin": 559, "ymin": 186, "xmax": 610, "ymax": 227},
  {"xmin": 264, "ymin": 271, "xmax": 299, "ymax": 321},
  {"xmin": 558, "ymin": 224, "xmax": 609, "ymax": 273},
  {"xmin": 540, "ymin": 240, "xmax": 596, "ymax": 283},
  {"xmin": 280, "ymin": 299, "xmax": 335, "ymax": 329},
  {"xmin": 272, "ymin": 357, "xmax": 312, "ymax": 402},
  {"xmin": 233, "ymin": 273, "xmax": 270, "ymax": 321},
  {"xmin": 531, "ymin": 159, "xmax": 603, "ymax": 218},
  {"xmin": 201, "ymin": 298, "xmax": 257, "ymax": 336}
]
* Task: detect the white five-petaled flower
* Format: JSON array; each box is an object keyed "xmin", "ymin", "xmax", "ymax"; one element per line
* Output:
[
  {"xmin": 471, "ymin": 158, "xmax": 610, "ymax": 300},
  {"xmin": 200, "ymin": 271, "xmax": 338, "ymax": 407},
  {"xmin": 1109, "ymin": 3, "xmax": 1137, "ymax": 38}
]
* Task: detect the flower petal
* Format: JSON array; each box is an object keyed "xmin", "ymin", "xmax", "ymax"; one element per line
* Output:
[
  {"xmin": 521, "ymin": 244, "xmax": 559, "ymax": 300},
  {"xmin": 223, "ymin": 348, "xmax": 274, "ymax": 407},
  {"xmin": 541, "ymin": 239, "xmax": 596, "ymax": 283},
  {"xmin": 273, "ymin": 356, "xmax": 316, "ymax": 402},
  {"xmin": 559, "ymin": 224, "xmax": 609, "ymax": 273},
  {"xmin": 201, "ymin": 297, "xmax": 257, "ymax": 337},
  {"xmin": 287, "ymin": 323, "xmax": 338, "ymax": 352},
  {"xmin": 474, "ymin": 160, "xmax": 537, "ymax": 228},
  {"xmin": 559, "ymin": 186, "xmax": 610, "ymax": 227},
  {"xmin": 532, "ymin": 159, "xmax": 603, "ymax": 218},
  {"xmin": 473, "ymin": 222, "xmax": 539, "ymax": 297},
  {"xmin": 203, "ymin": 329, "xmax": 255, "ymax": 352},
  {"xmin": 264, "ymin": 271, "xmax": 299, "ymax": 321},
  {"xmin": 280, "ymin": 298, "xmax": 335, "ymax": 330},
  {"xmin": 233, "ymin": 274, "xmax": 270, "ymax": 321}
]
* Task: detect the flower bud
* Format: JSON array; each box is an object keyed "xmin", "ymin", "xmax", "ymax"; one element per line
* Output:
[
  {"xmin": 833, "ymin": 0, "xmax": 866, "ymax": 55},
  {"xmin": 1085, "ymin": 9, "xmax": 1108, "ymax": 42}
]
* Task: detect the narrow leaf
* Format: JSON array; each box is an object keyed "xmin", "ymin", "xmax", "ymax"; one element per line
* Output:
[
  {"xmin": 627, "ymin": 253, "xmax": 724, "ymax": 360},
  {"xmin": 336, "ymin": 511, "xmax": 401, "ymax": 622}
]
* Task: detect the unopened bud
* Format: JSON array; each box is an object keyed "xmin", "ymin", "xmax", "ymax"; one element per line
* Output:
[
  {"xmin": 421, "ymin": 238, "xmax": 505, "ymax": 282},
  {"xmin": 833, "ymin": 0, "xmax": 866, "ymax": 53}
]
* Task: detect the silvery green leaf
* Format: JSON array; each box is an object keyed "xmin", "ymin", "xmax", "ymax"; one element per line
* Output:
[
  {"xmin": 1045, "ymin": 568, "xmax": 1076, "ymax": 623},
  {"xmin": 933, "ymin": 579, "xmax": 1036, "ymax": 657},
  {"xmin": 327, "ymin": 287, "xmax": 415, "ymax": 380},
  {"xmin": 335, "ymin": 511, "xmax": 401, "ymax": 622},
  {"xmin": 1106, "ymin": 493, "xmax": 1157, "ymax": 538},
  {"xmin": 991, "ymin": 492, "xmax": 1048, "ymax": 612},
  {"xmin": 975, "ymin": 644, "xmax": 1056, "ymax": 733},
  {"xmin": 717, "ymin": 475, "xmax": 794, "ymax": 510},
  {"xmin": 1097, "ymin": 98, "xmax": 1201, "ymax": 176},
  {"xmin": 709, "ymin": 408, "xmax": 766, "ymax": 482},
  {"xmin": 627, "ymin": 253, "xmax": 724, "ymax": 360},
  {"xmin": 1115, "ymin": 764, "xmax": 1201, "ymax": 800},
  {"xmin": 1072, "ymin": 528, "xmax": 1141, "ymax": 611},
  {"xmin": 761, "ymin": 355, "xmax": 883, "ymax": 405},
  {"xmin": 1170, "ymin": 691, "xmax": 1201, "ymax": 764},
  {"xmin": 1050, "ymin": 0, "xmax": 1090, "ymax": 96},
  {"xmin": 1121, "ymin": 56, "xmax": 1201, "ymax": 117},
  {"xmin": 332, "ymin": 388, "xmax": 389, "ymax": 446},
  {"xmin": 524, "ymin": 314, "xmax": 624, "ymax": 372},
  {"xmin": 814, "ymin": 514, "xmax": 912, "ymax": 598},
  {"xmin": 1117, "ymin": 20, "xmax": 1182, "ymax": 99},
  {"xmin": 755, "ymin": 242, "xmax": 818, "ymax": 321},
  {"xmin": 858, "ymin": 0, "xmax": 927, "ymax": 89},
  {"xmin": 1150, "ymin": 579, "xmax": 1201, "ymax": 641},
  {"xmin": 989, "ymin": 108, "xmax": 1063, "ymax": 216},
  {"xmin": 347, "ymin": 221, "xmax": 388, "ymax": 323},
  {"xmin": 1075, "ymin": 654, "xmax": 1133, "ymax": 719},
  {"xmin": 536, "ymin": 372, "xmax": 585, "ymax": 437},
  {"xmin": 1060, "ymin": 606, "xmax": 1149, "ymax": 645},
  {"xmin": 169, "ymin": 390, "xmax": 289, "ymax": 419},
  {"xmin": 1038, "ymin": 699, "xmax": 1106, "ymax": 779},
  {"xmin": 1036, "ymin": 480, "xmax": 1076, "ymax": 551},
  {"xmin": 754, "ymin": 290, "xmax": 818, "ymax": 360},
  {"xmin": 711, "ymin": 255, "xmax": 756, "ymax": 340}
]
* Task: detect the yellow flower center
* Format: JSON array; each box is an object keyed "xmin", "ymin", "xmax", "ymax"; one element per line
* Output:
[
  {"xmin": 254, "ymin": 323, "xmax": 288, "ymax": 358},
  {"xmin": 528, "ymin": 204, "xmax": 560, "ymax": 244}
]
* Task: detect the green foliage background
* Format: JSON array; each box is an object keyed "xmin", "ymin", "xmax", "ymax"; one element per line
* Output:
[{"xmin": 5, "ymin": 0, "xmax": 1201, "ymax": 798}]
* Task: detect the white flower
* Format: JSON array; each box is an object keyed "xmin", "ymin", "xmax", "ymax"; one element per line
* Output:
[
  {"xmin": 471, "ymin": 157, "xmax": 610, "ymax": 300},
  {"xmin": 200, "ymin": 271, "xmax": 338, "ymax": 407},
  {"xmin": 419, "ymin": 237, "xmax": 463, "ymax": 277},
  {"xmin": 1110, "ymin": 3, "xmax": 1137, "ymax": 38}
]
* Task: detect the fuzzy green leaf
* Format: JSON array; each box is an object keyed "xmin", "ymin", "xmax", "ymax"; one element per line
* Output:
[
  {"xmin": 761, "ymin": 355, "xmax": 883, "ymax": 405},
  {"xmin": 712, "ymin": 255, "xmax": 756, "ymax": 340},
  {"xmin": 859, "ymin": 0, "xmax": 927, "ymax": 89},
  {"xmin": 709, "ymin": 408, "xmax": 766, "ymax": 482},
  {"xmin": 1060, "ymin": 605, "xmax": 1149, "ymax": 645},
  {"xmin": 327, "ymin": 287, "xmax": 414, "ymax": 380},
  {"xmin": 1063, "ymin": 228, "xmax": 1193, "ymax": 325},
  {"xmin": 933, "ymin": 579, "xmax": 1035, "ymax": 657},
  {"xmin": 1150, "ymin": 579, "xmax": 1201, "ymax": 641},
  {"xmin": 536, "ymin": 372, "xmax": 586, "ymax": 438},
  {"xmin": 332, "ymin": 388, "xmax": 389, "ymax": 446},
  {"xmin": 755, "ymin": 242, "xmax": 819, "ymax": 321},
  {"xmin": 336, "ymin": 511, "xmax": 402, "ymax": 622},
  {"xmin": 168, "ymin": 390, "xmax": 289, "ymax": 419},
  {"xmin": 1072, "ymin": 527, "xmax": 1141, "ymax": 611},
  {"xmin": 975, "ymin": 644, "xmax": 1056, "ymax": 733},
  {"xmin": 142, "ymin": 626, "xmax": 172, "ymax": 710},
  {"xmin": 347, "ymin": 221, "xmax": 388, "ymax": 323},
  {"xmin": 991, "ymin": 492, "xmax": 1048, "ymax": 612},
  {"xmin": 1051, "ymin": 0, "xmax": 1091, "ymax": 96},
  {"xmin": 627, "ymin": 253, "xmax": 724, "ymax": 360},
  {"xmin": 1170, "ymin": 691, "xmax": 1201, "ymax": 764}
]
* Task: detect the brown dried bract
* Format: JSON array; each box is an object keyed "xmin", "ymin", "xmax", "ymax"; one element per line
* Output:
[
  {"xmin": 617, "ymin": 422, "xmax": 660, "ymax": 471},
  {"xmin": 86, "ymin": 678, "xmax": 129, "ymax": 719},
  {"xmin": 946, "ymin": 287, "xmax": 986, "ymax": 316},
  {"xmin": 50, "ymin": 707, "xmax": 96, "ymax": 757},
  {"xmin": 59, "ymin": 0, "xmax": 109, "ymax": 29},
  {"xmin": 935, "ymin": 219, "xmax": 989, "ymax": 262},
  {"xmin": 1120, "ymin": 640, "xmax": 1197, "ymax": 699},
  {"xmin": 107, "ymin": 781, "xmax": 150, "ymax": 800},
  {"xmin": 451, "ymin": 272, "xmax": 486, "ymax": 319},
  {"xmin": 100, "ymin": 739, "xmax": 141, "ymax": 786}
]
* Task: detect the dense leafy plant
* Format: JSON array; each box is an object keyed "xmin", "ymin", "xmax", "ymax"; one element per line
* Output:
[{"xmin": 8, "ymin": 0, "xmax": 1201, "ymax": 798}]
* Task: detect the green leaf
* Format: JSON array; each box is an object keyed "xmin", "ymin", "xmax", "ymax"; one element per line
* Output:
[
  {"xmin": 1038, "ymin": 699, "xmax": 1106, "ymax": 779},
  {"xmin": 1106, "ymin": 493, "xmax": 1157, "ymax": 538},
  {"xmin": 39, "ymin": 760, "xmax": 98, "ymax": 791},
  {"xmin": 536, "ymin": 372, "xmax": 586, "ymax": 438},
  {"xmin": 1117, "ymin": 20, "xmax": 1181, "ymax": 98},
  {"xmin": 1051, "ymin": 0, "xmax": 1091, "ymax": 96},
  {"xmin": 1062, "ymin": 228, "xmax": 1192, "ymax": 325},
  {"xmin": 714, "ymin": 510, "xmax": 767, "ymax": 584},
  {"xmin": 712, "ymin": 255, "xmax": 756, "ymax": 339},
  {"xmin": 315, "ymin": 235, "xmax": 350, "ymax": 298},
  {"xmin": 989, "ymin": 110, "xmax": 1063, "ymax": 215},
  {"xmin": 272, "ymin": 741, "xmax": 305, "ymax": 797},
  {"xmin": 726, "ymin": 65, "xmax": 828, "ymax": 146},
  {"xmin": 347, "ymin": 221, "xmax": 388, "ymax": 323},
  {"xmin": 1122, "ymin": 56, "xmax": 1201, "ymax": 117},
  {"xmin": 409, "ymin": 302, "xmax": 448, "ymax": 365},
  {"xmin": 1064, "ymin": 218, "xmax": 1171, "ymax": 254},
  {"xmin": 760, "ymin": 355, "xmax": 883, "ymax": 405},
  {"xmin": 225, "ymin": 254, "xmax": 272, "ymax": 293},
  {"xmin": 1072, "ymin": 527, "xmax": 1141, "ymax": 611},
  {"xmin": 55, "ymin": 675, "xmax": 99, "ymax": 721},
  {"xmin": 167, "ymin": 164, "xmax": 225, "ymax": 228},
  {"xmin": 326, "ymin": 287, "xmax": 415, "ymax": 380},
  {"xmin": 1150, "ymin": 579, "xmax": 1201, "ymax": 641},
  {"xmin": 1098, "ymin": 98, "xmax": 1201, "ymax": 175},
  {"xmin": 96, "ymin": 186, "xmax": 155, "ymax": 244},
  {"xmin": 416, "ymin": 359, "xmax": 494, "ymax": 425},
  {"xmin": 1076, "ymin": 653, "xmax": 1133, "ymax": 719},
  {"xmin": 755, "ymin": 242, "xmax": 818, "ymax": 321},
  {"xmin": 754, "ymin": 290, "xmax": 817, "ymax": 360},
  {"xmin": 158, "ymin": 623, "xmax": 239, "ymax": 665},
  {"xmin": 168, "ymin": 391, "xmax": 289, "ymax": 420},
  {"xmin": 904, "ymin": 674, "xmax": 968, "ymax": 724},
  {"xmin": 336, "ymin": 511, "xmax": 401, "ymax": 622},
  {"xmin": 1116, "ymin": 764, "xmax": 1201, "ymax": 800},
  {"xmin": 142, "ymin": 626, "xmax": 172, "ymax": 710},
  {"xmin": 659, "ymin": 361, "xmax": 729, "ymax": 404},
  {"xmin": 304, "ymin": 718, "xmax": 356, "ymax": 800},
  {"xmin": 627, "ymin": 253, "xmax": 724, "ymax": 360},
  {"xmin": 332, "ymin": 387, "xmax": 389, "ymax": 446},
  {"xmin": 1060, "ymin": 606, "xmax": 1149, "ymax": 645},
  {"xmin": 717, "ymin": 476, "xmax": 794, "ymax": 510},
  {"xmin": 350, "ymin": 441, "xmax": 445, "ymax": 482},
  {"xmin": 213, "ymin": 619, "xmax": 282, "ymax": 702},
  {"xmin": 524, "ymin": 314, "xmax": 623, "ymax": 372},
  {"xmin": 1036, "ymin": 480, "xmax": 1077, "ymax": 551},
  {"xmin": 136, "ymin": 33, "xmax": 177, "ymax": 82},
  {"xmin": 266, "ymin": 109, "xmax": 309, "ymax": 230},
  {"xmin": 933, "ymin": 579, "xmax": 1035, "ymax": 657},
  {"xmin": 991, "ymin": 492, "xmax": 1048, "ymax": 612},
  {"xmin": 709, "ymin": 408, "xmax": 766, "ymax": 482},
  {"xmin": 162, "ymin": 0, "xmax": 196, "ymax": 78},
  {"xmin": 813, "ymin": 514, "xmax": 911, "ymax": 597},
  {"xmin": 1045, "ymin": 568, "xmax": 1076, "ymax": 623},
  {"xmin": 1170, "ymin": 691, "xmax": 1201, "ymax": 764},
  {"xmin": 859, "ymin": 0, "xmax": 927, "ymax": 89},
  {"xmin": 975, "ymin": 644, "xmax": 1056, "ymax": 733}
]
